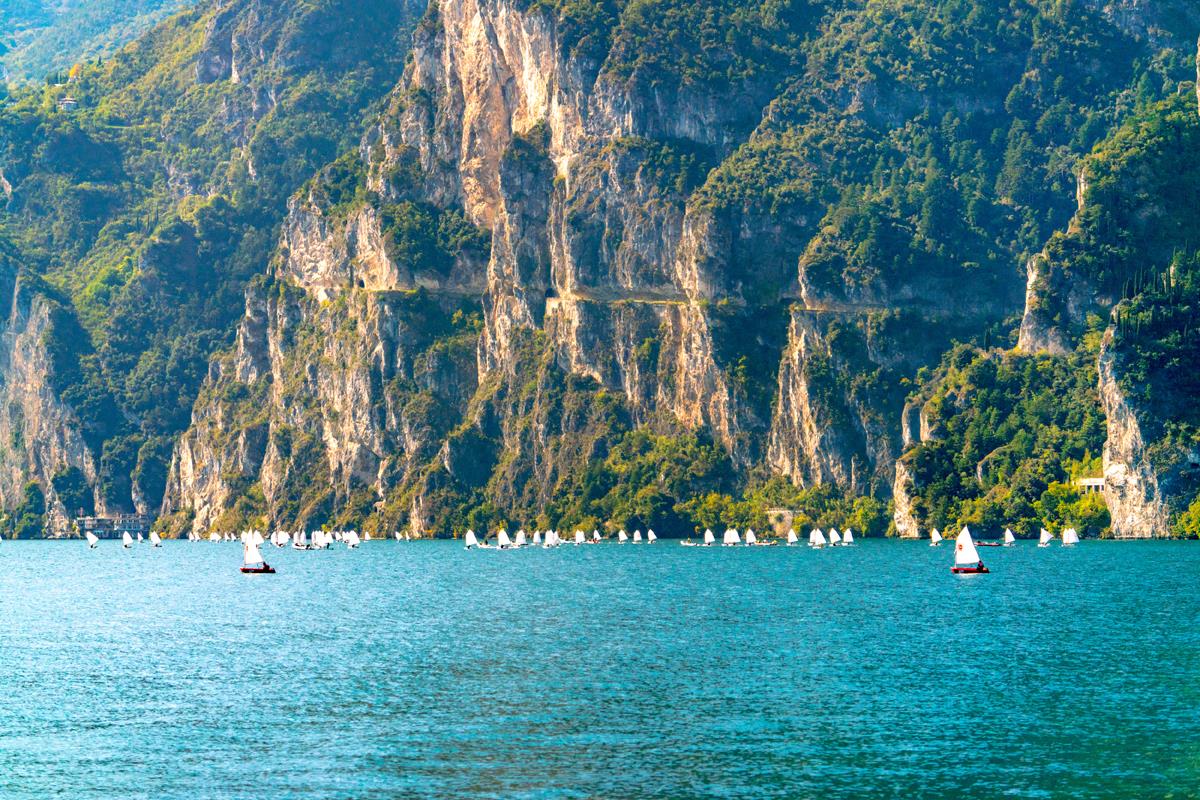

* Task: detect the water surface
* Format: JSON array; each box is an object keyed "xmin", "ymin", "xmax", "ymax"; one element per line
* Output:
[{"xmin": 2, "ymin": 539, "xmax": 1197, "ymax": 798}]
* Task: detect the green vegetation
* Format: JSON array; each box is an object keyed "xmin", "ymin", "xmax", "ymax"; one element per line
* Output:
[{"xmin": 900, "ymin": 341, "xmax": 1109, "ymax": 537}]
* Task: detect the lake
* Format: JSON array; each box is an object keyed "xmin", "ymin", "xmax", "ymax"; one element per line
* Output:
[{"xmin": 1, "ymin": 539, "xmax": 1197, "ymax": 798}]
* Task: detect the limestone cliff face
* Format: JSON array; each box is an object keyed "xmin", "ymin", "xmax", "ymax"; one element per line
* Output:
[{"xmin": 0, "ymin": 278, "xmax": 103, "ymax": 535}]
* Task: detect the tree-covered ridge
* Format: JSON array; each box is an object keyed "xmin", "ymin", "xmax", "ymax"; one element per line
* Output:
[
  {"xmin": 0, "ymin": 0, "xmax": 194, "ymax": 83},
  {"xmin": 0, "ymin": 0, "xmax": 425, "ymax": 525},
  {"xmin": 901, "ymin": 91, "xmax": 1200, "ymax": 538}
]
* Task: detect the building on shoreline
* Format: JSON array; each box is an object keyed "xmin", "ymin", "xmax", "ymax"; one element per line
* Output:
[{"xmin": 75, "ymin": 514, "xmax": 154, "ymax": 540}]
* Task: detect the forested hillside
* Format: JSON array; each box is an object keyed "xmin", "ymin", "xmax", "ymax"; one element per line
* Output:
[
  {"xmin": 0, "ymin": 1, "xmax": 194, "ymax": 83},
  {"xmin": 0, "ymin": 0, "xmax": 1197, "ymax": 539}
]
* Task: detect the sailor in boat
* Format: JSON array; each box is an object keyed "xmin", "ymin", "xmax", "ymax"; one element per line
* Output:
[{"xmin": 950, "ymin": 527, "xmax": 989, "ymax": 574}]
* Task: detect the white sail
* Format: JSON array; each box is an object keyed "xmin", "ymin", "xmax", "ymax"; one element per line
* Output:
[
  {"xmin": 85, "ymin": 531, "xmax": 99, "ymax": 548},
  {"xmin": 745, "ymin": 529, "xmax": 757, "ymax": 545},
  {"xmin": 497, "ymin": 530, "xmax": 513, "ymax": 548},
  {"xmin": 1062, "ymin": 528, "xmax": 1079, "ymax": 546},
  {"xmin": 828, "ymin": 528, "xmax": 842, "ymax": 546},
  {"xmin": 618, "ymin": 530, "xmax": 629, "ymax": 543},
  {"xmin": 703, "ymin": 529, "xmax": 716, "ymax": 546},
  {"xmin": 515, "ymin": 530, "xmax": 528, "ymax": 547},
  {"xmin": 954, "ymin": 527, "xmax": 982, "ymax": 566},
  {"xmin": 149, "ymin": 531, "xmax": 162, "ymax": 547},
  {"xmin": 137, "ymin": 532, "xmax": 144, "ymax": 543},
  {"xmin": 464, "ymin": 530, "xmax": 479, "ymax": 549},
  {"xmin": 592, "ymin": 530, "xmax": 601, "ymax": 542},
  {"xmin": 1039, "ymin": 528, "xmax": 1053, "ymax": 547},
  {"xmin": 647, "ymin": 529, "xmax": 657, "ymax": 543},
  {"xmin": 243, "ymin": 540, "xmax": 265, "ymax": 567},
  {"xmin": 809, "ymin": 529, "xmax": 826, "ymax": 547},
  {"xmin": 929, "ymin": 528, "xmax": 943, "ymax": 545},
  {"xmin": 575, "ymin": 530, "xmax": 585, "ymax": 545},
  {"xmin": 209, "ymin": 530, "xmax": 220, "ymax": 542},
  {"xmin": 532, "ymin": 530, "xmax": 542, "ymax": 545},
  {"xmin": 345, "ymin": 530, "xmax": 362, "ymax": 548},
  {"xmin": 786, "ymin": 529, "xmax": 798, "ymax": 545},
  {"xmin": 1003, "ymin": 528, "xmax": 1016, "ymax": 545},
  {"xmin": 723, "ymin": 528, "xmax": 740, "ymax": 546},
  {"xmin": 633, "ymin": 530, "xmax": 642, "ymax": 542},
  {"xmin": 843, "ymin": 528, "xmax": 855, "ymax": 545},
  {"xmin": 363, "ymin": 531, "xmax": 371, "ymax": 541},
  {"xmin": 122, "ymin": 532, "xmax": 133, "ymax": 548}
]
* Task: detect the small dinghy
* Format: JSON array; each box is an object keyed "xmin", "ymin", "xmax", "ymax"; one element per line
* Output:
[
  {"xmin": 497, "ymin": 530, "xmax": 514, "ymax": 550},
  {"xmin": 464, "ymin": 530, "xmax": 480, "ymax": 549},
  {"xmin": 345, "ymin": 530, "xmax": 362, "ymax": 549},
  {"xmin": 786, "ymin": 529, "xmax": 798, "ymax": 546},
  {"xmin": 86, "ymin": 531, "xmax": 99, "ymax": 549},
  {"xmin": 293, "ymin": 530, "xmax": 310, "ymax": 550},
  {"xmin": 515, "ymin": 530, "xmax": 528, "ymax": 547},
  {"xmin": 136, "ymin": 532, "xmax": 144, "ymax": 544},
  {"xmin": 633, "ymin": 530, "xmax": 642, "ymax": 543},
  {"xmin": 1038, "ymin": 528, "xmax": 1053, "ymax": 548},
  {"xmin": 1062, "ymin": 528, "xmax": 1080, "ymax": 546},
  {"xmin": 828, "ymin": 528, "xmax": 843, "ymax": 546},
  {"xmin": 149, "ymin": 531, "xmax": 162, "ymax": 548},
  {"xmin": 929, "ymin": 528, "xmax": 943, "ymax": 547},
  {"xmin": 703, "ymin": 529, "xmax": 716, "ymax": 546},
  {"xmin": 591, "ymin": 530, "xmax": 602, "ymax": 543},
  {"xmin": 647, "ymin": 529, "xmax": 657, "ymax": 543},
  {"xmin": 122, "ymin": 532, "xmax": 134, "ymax": 549},
  {"xmin": 745, "ymin": 529, "xmax": 757, "ymax": 546},
  {"xmin": 574, "ymin": 530, "xmax": 585, "ymax": 545},
  {"xmin": 241, "ymin": 531, "xmax": 275, "ymax": 574},
  {"xmin": 951, "ymin": 527, "xmax": 989, "ymax": 574},
  {"xmin": 618, "ymin": 530, "xmax": 629, "ymax": 544},
  {"xmin": 723, "ymin": 528, "xmax": 741, "ymax": 546},
  {"xmin": 842, "ymin": 528, "xmax": 855, "ymax": 546},
  {"xmin": 1003, "ymin": 529, "xmax": 1016, "ymax": 546},
  {"xmin": 808, "ymin": 529, "xmax": 826, "ymax": 548}
]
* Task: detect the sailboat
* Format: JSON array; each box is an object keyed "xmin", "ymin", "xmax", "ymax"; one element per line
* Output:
[
  {"xmin": 786, "ymin": 529, "xmax": 798, "ymax": 546},
  {"xmin": 828, "ymin": 528, "xmax": 843, "ymax": 546},
  {"xmin": 575, "ymin": 530, "xmax": 585, "ymax": 545},
  {"xmin": 86, "ymin": 531, "xmax": 99, "ymax": 549},
  {"xmin": 951, "ymin": 527, "xmax": 989, "ymax": 574},
  {"xmin": 929, "ymin": 528, "xmax": 943, "ymax": 547},
  {"xmin": 345, "ymin": 530, "xmax": 362, "ymax": 549},
  {"xmin": 1038, "ymin": 528, "xmax": 1053, "ymax": 548},
  {"xmin": 515, "ymin": 530, "xmax": 528, "ymax": 547},
  {"xmin": 1062, "ymin": 528, "xmax": 1080, "ymax": 546},
  {"xmin": 723, "ymin": 529, "xmax": 741, "ymax": 546},
  {"xmin": 592, "ymin": 530, "xmax": 601, "ymax": 543},
  {"xmin": 122, "ymin": 532, "xmax": 133, "ymax": 548},
  {"xmin": 149, "ymin": 531, "xmax": 162, "ymax": 548},
  {"xmin": 632, "ymin": 530, "xmax": 642, "ymax": 543},
  {"xmin": 809, "ymin": 529, "xmax": 827, "ymax": 548},
  {"xmin": 363, "ymin": 531, "xmax": 371, "ymax": 542},
  {"xmin": 136, "ymin": 532, "xmax": 144, "ymax": 544},
  {"xmin": 241, "ymin": 533, "xmax": 275, "ymax": 574},
  {"xmin": 842, "ymin": 528, "xmax": 855, "ymax": 546},
  {"xmin": 745, "ymin": 529, "xmax": 765, "ymax": 546},
  {"xmin": 647, "ymin": 529, "xmax": 657, "ymax": 543},
  {"xmin": 464, "ymin": 530, "xmax": 479, "ymax": 549},
  {"xmin": 497, "ymin": 530, "xmax": 513, "ymax": 550},
  {"xmin": 703, "ymin": 529, "xmax": 716, "ymax": 546},
  {"xmin": 618, "ymin": 530, "xmax": 629, "ymax": 544},
  {"xmin": 1003, "ymin": 529, "xmax": 1016, "ymax": 546}
]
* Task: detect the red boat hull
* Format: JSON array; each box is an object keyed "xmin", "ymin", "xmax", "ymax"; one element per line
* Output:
[
  {"xmin": 950, "ymin": 565, "xmax": 990, "ymax": 574},
  {"xmin": 241, "ymin": 564, "xmax": 276, "ymax": 574}
]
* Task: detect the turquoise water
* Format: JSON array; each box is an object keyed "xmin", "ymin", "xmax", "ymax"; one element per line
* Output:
[{"xmin": 1, "ymin": 539, "xmax": 1197, "ymax": 799}]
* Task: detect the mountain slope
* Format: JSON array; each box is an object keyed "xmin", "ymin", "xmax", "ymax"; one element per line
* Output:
[
  {"xmin": 159, "ymin": 0, "xmax": 1198, "ymax": 538},
  {"xmin": 0, "ymin": 1, "xmax": 195, "ymax": 83}
]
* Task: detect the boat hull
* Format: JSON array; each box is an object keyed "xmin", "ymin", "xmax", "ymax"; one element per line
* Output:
[
  {"xmin": 976, "ymin": 542, "xmax": 1002, "ymax": 547},
  {"xmin": 950, "ymin": 565, "xmax": 990, "ymax": 574},
  {"xmin": 241, "ymin": 564, "xmax": 276, "ymax": 574}
]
